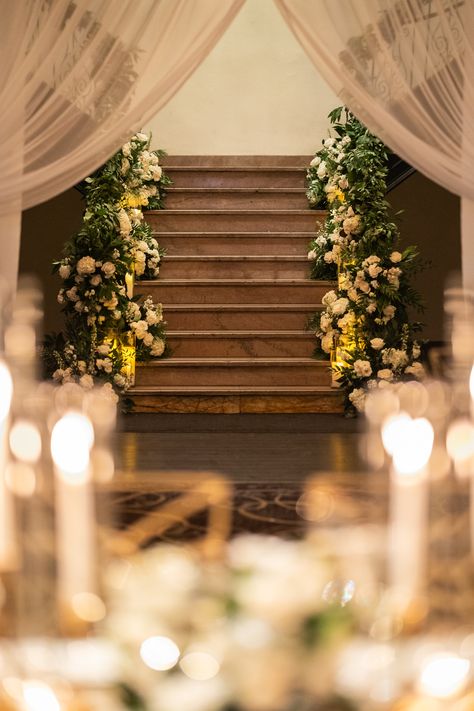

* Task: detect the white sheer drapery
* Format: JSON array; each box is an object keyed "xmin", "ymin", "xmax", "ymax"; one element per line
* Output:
[
  {"xmin": 275, "ymin": 0, "xmax": 474, "ymax": 289},
  {"xmin": 1, "ymin": 0, "xmax": 244, "ymax": 290}
]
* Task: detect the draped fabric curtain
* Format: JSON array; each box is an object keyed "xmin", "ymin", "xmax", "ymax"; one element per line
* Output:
[
  {"xmin": 0, "ymin": 0, "xmax": 244, "ymax": 291},
  {"xmin": 274, "ymin": 0, "xmax": 474, "ymax": 290}
]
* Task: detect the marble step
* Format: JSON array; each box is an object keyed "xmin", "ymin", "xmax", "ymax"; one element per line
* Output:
[
  {"xmin": 145, "ymin": 209, "xmax": 324, "ymax": 233},
  {"xmin": 167, "ymin": 331, "xmax": 315, "ymax": 358},
  {"xmin": 159, "ymin": 255, "xmax": 310, "ymax": 279},
  {"xmin": 165, "ymin": 187, "xmax": 308, "ymax": 209},
  {"xmin": 163, "ymin": 303, "xmax": 322, "ymax": 331},
  {"xmin": 162, "ymin": 155, "xmax": 312, "ymax": 167},
  {"xmin": 164, "ymin": 167, "xmax": 307, "ymax": 189},
  {"xmin": 127, "ymin": 385, "xmax": 344, "ymax": 414},
  {"xmin": 136, "ymin": 279, "xmax": 332, "ymax": 304},
  {"xmin": 154, "ymin": 232, "xmax": 313, "ymax": 256},
  {"xmin": 135, "ymin": 357, "xmax": 331, "ymax": 387}
]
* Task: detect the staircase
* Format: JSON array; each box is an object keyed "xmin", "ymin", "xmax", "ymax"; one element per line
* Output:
[{"xmin": 130, "ymin": 156, "xmax": 343, "ymax": 414}]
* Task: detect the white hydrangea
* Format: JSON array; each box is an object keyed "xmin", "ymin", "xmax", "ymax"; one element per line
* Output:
[
  {"xmin": 331, "ymin": 298, "xmax": 349, "ymax": 316},
  {"xmin": 150, "ymin": 338, "xmax": 165, "ymax": 357},
  {"xmin": 76, "ymin": 256, "xmax": 96, "ymax": 275},
  {"xmin": 322, "ymin": 290, "xmax": 338, "ymax": 307},
  {"xmin": 349, "ymin": 387, "xmax": 366, "ymax": 412},
  {"xmin": 59, "ymin": 264, "xmax": 71, "ymax": 279},
  {"xmin": 317, "ymin": 161, "xmax": 327, "ymax": 179},
  {"xmin": 353, "ymin": 360, "xmax": 372, "ymax": 378}
]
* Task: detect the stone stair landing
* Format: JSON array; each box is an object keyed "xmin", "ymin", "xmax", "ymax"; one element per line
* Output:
[{"xmin": 130, "ymin": 156, "xmax": 342, "ymax": 414}]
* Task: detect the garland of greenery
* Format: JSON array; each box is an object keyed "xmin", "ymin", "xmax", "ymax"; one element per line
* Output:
[
  {"xmin": 307, "ymin": 108, "xmax": 424, "ymax": 414},
  {"xmin": 43, "ymin": 132, "xmax": 169, "ymax": 403}
]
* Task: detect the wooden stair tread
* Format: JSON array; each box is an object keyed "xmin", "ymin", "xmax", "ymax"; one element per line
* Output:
[
  {"xmin": 140, "ymin": 278, "xmax": 331, "ymax": 285},
  {"xmin": 129, "ymin": 385, "xmax": 335, "ymax": 394},
  {"xmin": 147, "ymin": 209, "xmax": 323, "ymax": 215},
  {"xmin": 167, "ymin": 330, "xmax": 312, "ymax": 337},
  {"xmin": 138, "ymin": 358, "xmax": 326, "ymax": 366},
  {"xmin": 163, "ymin": 255, "xmax": 308, "ymax": 261},
  {"xmin": 162, "ymin": 303, "xmax": 322, "ymax": 311},
  {"xmin": 167, "ymin": 187, "xmax": 306, "ymax": 193},
  {"xmin": 153, "ymin": 231, "xmax": 315, "ymax": 236},
  {"xmin": 163, "ymin": 166, "xmax": 307, "ymax": 172}
]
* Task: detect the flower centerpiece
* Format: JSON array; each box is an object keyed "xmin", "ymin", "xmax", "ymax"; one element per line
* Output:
[
  {"xmin": 306, "ymin": 108, "xmax": 424, "ymax": 414},
  {"xmin": 105, "ymin": 535, "xmax": 357, "ymax": 711},
  {"xmin": 43, "ymin": 132, "xmax": 169, "ymax": 403}
]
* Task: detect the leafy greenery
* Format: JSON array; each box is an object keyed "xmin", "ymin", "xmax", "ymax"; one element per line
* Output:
[
  {"xmin": 307, "ymin": 108, "xmax": 424, "ymax": 414},
  {"xmin": 43, "ymin": 132, "xmax": 169, "ymax": 403}
]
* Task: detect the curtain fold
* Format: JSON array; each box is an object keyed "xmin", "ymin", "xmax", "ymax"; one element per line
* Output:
[
  {"xmin": 274, "ymin": 0, "xmax": 474, "ymax": 289},
  {"xmin": 0, "ymin": 0, "xmax": 244, "ymax": 290}
]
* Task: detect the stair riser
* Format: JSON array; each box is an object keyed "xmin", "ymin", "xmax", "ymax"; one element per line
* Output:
[
  {"xmin": 165, "ymin": 169, "xmax": 306, "ymax": 189},
  {"xmin": 146, "ymin": 212, "xmax": 322, "ymax": 232},
  {"xmin": 168, "ymin": 336, "xmax": 315, "ymax": 358},
  {"xmin": 164, "ymin": 309, "xmax": 316, "ymax": 331},
  {"xmin": 135, "ymin": 364, "xmax": 331, "ymax": 387},
  {"xmin": 165, "ymin": 191, "xmax": 308, "ymax": 210},
  {"xmin": 137, "ymin": 283, "xmax": 330, "ymax": 304},
  {"xmin": 160, "ymin": 260, "xmax": 309, "ymax": 280},
  {"xmin": 129, "ymin": 393, "xmax": 344, "ymax": 414},
  {"xmin": 156, "ymin": 234, "xmax": 311, "ymax": 256}
]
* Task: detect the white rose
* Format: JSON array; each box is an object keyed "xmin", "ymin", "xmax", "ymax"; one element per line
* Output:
[
  {"xmin": 74, "ymin": 301, "xmax": 84, "ymax": 312},
  {"xmin": 90, "ymin": 274, "xmax": 102, "ymax": 287},
  {"xmin": 101, "ymin": 262, "xmax": 116, "ymax": 278},
  {"xmin": 366, "ymin": 302, "xmax": 377, "ymax": 314},
  {"xmin": 310, "ymin": 156, "xmax": 321, "ymax": 167},
  {"xmin": 307, "ymin": 250, "xmax": 317, "ymax": 260},
  {"xmin": 383, "ymin": 305, "xmax": 396, "ymax": 320},
  {"xmin": 349, "ymin": 387, "xmax": 366, "ymax": 412},
  {"xmin": 390, "ymin": 251, "xmax": 402, "ymax": 263},
  {"xmin": 151, "ymin": 165, "xmax": 163, "ymax": 181},
  {"xmin": 135, "ymin": 132, "xmax": 148, "ymax": 142},
  {"xmin": 317, "ymin": 161, "xmax": 327, "ymax": 179},
  {"xmin": 368, "ymin": 264, "xmax": 383, "ymax": 278},
  {"xmin": 405, "ymin": 362, "xmax": 425, "ymax": 378},
  {"xmin": 370, "ymin": 338, "xmax": 385, "ymax": 350},
  {"xmin": 338, "ymin": 176, "xmax": 349, "ymax": 189},
  {"xmin": 103, "ymin": 293, "xmax": 118, "ymax": 310},
  {"xmin": 412, "ymin": 344, "xmax": 421, "ymax": 359},
  {"xmin": 76, "ymin": 256, "xmax": 96, "ymax": 275},
  {"xmin": 319, "ymin": 313, "xmax": 332, "ymax": 332},
  {"xmin": 377, "ymin": 368, "xmax": 393, "ymax": 380},
  {"xmin": 323, "ymin": 251, "xmax": 334, "ymax": 263},
  {"xmin": 114, "ymin": 374, "xmax": 127, "ymax": 388},
  {"xmin": 347, "ymin": 288, "xmax": 358, "ymax": 302},
  {"xmin": 323, "ymin": 138, "xmax": 335, "ymax": 148},
  {"xmin": 150, "ymin": 338, "xmax": 165, "ymax": 357},
  {"xmin": 315, "ymin": 235, "xmax": 326, "ymax": 247},
  {"xmin": 122, "ymin": 142, "xmax": 131, "ymax": 157},
  {"xmin": 59, "ymin": 264, "xmax": 71, "ymax": 279},
  {"xmin": 320, "ymin": 333, "xmax": 335, "ymax": 354},
  {"xmin": 322, "ymin": 290, "xmax": 338, "ymax": 307},
  {"xmin": 331, "ymin": 298, "xmax": 349, "ymax": 316},
  {"xmin": 52, "ymin": 368, "xmax": 64, "ymax": 382},
  {"xmin": 97, "ymin": 344, "xmax": 110, "ymax": 356},
  {"xmin": 79, "ymin": 374, "xmax": 94, "ymax": 390},
  {"xmin": 57, "ymin": 291, "xmax": 64, "ymax": 304},
  {"xmin": 353, "ymin": 360, "xmax": 372, "ymax": 378}
]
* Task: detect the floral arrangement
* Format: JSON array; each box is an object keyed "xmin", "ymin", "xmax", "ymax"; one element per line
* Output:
[
  {"xmin": 43, "ymin": 132, "xmax": 170, "ymax": 402},
  {"xmin": 105, "ymin": 535, "xmax": 357, "ymax": 711},
  {"xmin": 306, "ymin": 108, "xmax": 424, "ymax": 414}
]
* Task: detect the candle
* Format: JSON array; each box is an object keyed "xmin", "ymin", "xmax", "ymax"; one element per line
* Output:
[
  {"xmin": 0, "ymin": 360, "xmax": 17, "ymax": 571},
  {"xmin": 50, "ymin": 410, "xmax": 97, "ymax": 632},
  {"xmin": 383, "ymin": 413, "xmax": 434, "ymax": 613},
  {"xmin": 125, "ymin": 271, "xmax": 134, "ymax": 299}
]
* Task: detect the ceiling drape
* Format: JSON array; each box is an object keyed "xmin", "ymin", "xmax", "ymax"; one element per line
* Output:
[
  {"xmin": 0, "ymin": 0, "xmax": 244, "ymax": 291},
  {"xmin": 274, "ymin": 0, "xmax": 474, "ymax": 289}
]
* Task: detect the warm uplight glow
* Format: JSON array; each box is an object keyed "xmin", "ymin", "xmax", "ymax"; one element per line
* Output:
[
  {"xmin": 0, "ymin": 361, "xmax": 13, "ymax": 421},
  {"xmin": 179, "ymin": 651, "xmax": 220, "ymax": 681},
  {"xmin": 418, "ymin": 654, "xmax": 470, "ymax": 698},
  {"xmin": 382, "ymin": 414, "xmax": 434, "ymax": 475},
  {"xmin": 5, "ymin": 462, "xmax": 36, "ymax": 497},
  {"xmin": 140, "ymin": 636, "xmax": 180, "ymax": 671},
  {"xmin": 22, "ymin": 681, "xmax": 61, "ymax": 711},
  {"xmin": 51, "ymin": 411, "xmax": 94, "ymax": 482},
  {"xmin": 71, "ymin": 592, "xmax": 106, "ymax": 622},
  {"xmin": 9, "ymin": 420, "xmax": 41, "ymax": 463},
  {"xmin": 446, "ymin": 419, "xmax": 474, "ymax": 464}
]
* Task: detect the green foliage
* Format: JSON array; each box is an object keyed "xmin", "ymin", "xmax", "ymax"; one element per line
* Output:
[
  {"xmin": 307, "ymin": 108, "xmax": 424, "ymax": 413},
  {"xmin": 43, "ymin": 132, "xmax": 169, "ymax": 402}
]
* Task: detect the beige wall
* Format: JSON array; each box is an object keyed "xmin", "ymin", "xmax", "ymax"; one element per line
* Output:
[{"xmin": 148, "ymin": 0, "xmax": 339, "ymax": 156}]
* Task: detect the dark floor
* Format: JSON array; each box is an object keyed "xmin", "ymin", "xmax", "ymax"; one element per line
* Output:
[{"xmin": 111, "ymin": 413, "xmax": 366, "ymax": 542}]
